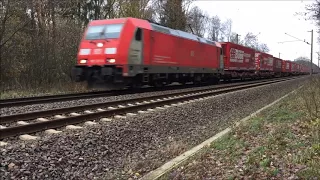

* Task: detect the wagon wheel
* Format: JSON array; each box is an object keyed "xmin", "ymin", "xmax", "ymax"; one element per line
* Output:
[
  {"xmin": 153, "ymin": 80, "xmax": 164, "ymax": 88},
  {"xmin": 180, "ymin": 80, "xmax": 187, "ymax": 86},
  {"xmin": 193, "ymin": 75, "xmax": 202, "ymax": 85},
  {"xmin": 210, "ymin": 76, "xmax": 220, "ymax": 85},
  {"xmin": 129, "ymin": 80, "xmax": 143, "ymax": 91},
  {"xmin": 131, "ymin": 83, "xmax": 142, "ymax": 90}
]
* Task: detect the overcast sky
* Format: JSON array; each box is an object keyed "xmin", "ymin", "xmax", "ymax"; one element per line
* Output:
[{"xmin": 193, "ymin": 0, "xmax": 319, "ymax": 65}]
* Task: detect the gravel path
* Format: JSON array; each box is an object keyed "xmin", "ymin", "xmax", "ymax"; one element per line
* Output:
[{"xmin": 0, "ymin": 77, "xmax": 308, "ymax": 179}]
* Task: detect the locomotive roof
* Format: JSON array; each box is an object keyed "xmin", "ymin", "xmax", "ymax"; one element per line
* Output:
[
  {"xmin": 88, "ymin": 18, "xmax": 128, "ymax": 25},
  {"xmin": 88, "ymin": 17, "xmax": 221, "ymax": 48},
  {"xmin": 149, "ymin": 22, "xmax": 221, "ymax": 48}
]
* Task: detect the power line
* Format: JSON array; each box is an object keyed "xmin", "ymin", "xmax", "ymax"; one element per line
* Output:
[
  {"xmin": 277, "ymin": 40, "xmax": 302, "ymax": 44},
  {"xmin": 284, "ymin": 32, "xmax": 310, "ymax": 45},
  {"xmin": 282, "ymin": 31, "xmax": 314, "ymax": 75}
]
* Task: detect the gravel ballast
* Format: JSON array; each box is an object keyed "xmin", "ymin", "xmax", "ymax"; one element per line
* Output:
[
  {"xmin": 0, "ymin": 77, "xmax": 308, "ymax": 179},
  {"xmin": 0, "ymin": 78, "xmax": 288, "ymax": 116},
  {"xmin": 1, "ymin": 82, "xmax": 241, "ymax": 116}
]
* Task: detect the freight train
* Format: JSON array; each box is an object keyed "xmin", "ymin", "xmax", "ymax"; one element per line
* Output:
[{"xmin": 71, "ymin": 17, "xmax": 311, "ymax": 89}]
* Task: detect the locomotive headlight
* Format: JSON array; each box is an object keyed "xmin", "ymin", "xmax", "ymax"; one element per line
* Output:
[
  {"xmin": 105, "ymin": 48, "xmax": 117, "ymax": 54},
  {"xmin": 79, "ymin": 59, "xmax": 87, "ymax": 64},
  {"xmin": 107, "ymin": 59, "xmax": 116, "ymax": 63},
  {"xmin": 79, "ymin": 49, "xmax": 91, "ymax": 55}
]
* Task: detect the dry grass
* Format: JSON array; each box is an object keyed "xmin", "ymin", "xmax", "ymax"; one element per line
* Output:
[
  {"xmin": 300, "ymin": 76, "xmax": 320, "ymax": 120},
  {"xmin": 0, "ymin": 82, "xmax": 89, "ymax": 99},
  {"xmin": 163, "ymin": 76, "xmax": 320, "ymax": 179}
]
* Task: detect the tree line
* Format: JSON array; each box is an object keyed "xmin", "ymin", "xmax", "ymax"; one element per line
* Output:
[
  {"xmin": 0, "ymin": 0, "xmax": 317, "ymax": 94},
  {"xmin": 296, "ymin": 0, "xmax": 320, "ymax": 72}
]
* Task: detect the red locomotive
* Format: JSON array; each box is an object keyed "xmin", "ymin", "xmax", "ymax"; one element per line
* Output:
[{"xmin": 72, "ymin": 17, "xmax": 311, "ymax": 89}]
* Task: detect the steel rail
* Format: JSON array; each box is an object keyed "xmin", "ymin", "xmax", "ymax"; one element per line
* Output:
[
  {"xmin": 0, "ymin": 84, "xmax": 196, "ymax": 108},
  {"xmin": 0, "ymin": 90, "xmax": 117, "ymax": 108},
  {"xmin": 0, "ymin": 82, "xmax": 240, "ymax": 108},
  {"xmin": 0, "ymin": 76, "xmax": 302, "ymax": 139},
  {"xmin": 0, "ymin": 77, "xmax": 299, "ymax": 124},
  {"xmin": 0, "ymin": 76, "xmax": 291, "ymax": 108}
]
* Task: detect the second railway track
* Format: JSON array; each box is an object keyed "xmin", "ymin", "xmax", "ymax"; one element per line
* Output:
[
  {"xmin": 0, "ymin": 77, "xmax": 289, "ymax": 108},
  {"xmin": 0, "ymin": 76, "xmax": 302, "ymax": 140},
  {"xmin": 0, "ymin": 90, "xmax": 117, "ymax": 108},
  {"xmin": 0, "ymin": 83, "xmax": 206, "ymax": 108}
]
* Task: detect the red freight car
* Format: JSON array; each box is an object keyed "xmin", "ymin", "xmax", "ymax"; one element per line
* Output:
[
  {"xmin": 220, "ymin": 42, "xmax": 256, "ymax": 80},
  {"xmin": 290, "ymin": 62, "xmax": 296, "ymax": 74},
  {"xmin": 281, "ymin": 60, "xmax": 291, "ymax": 76},
  {"xmin": 291, "ymin": 62, "xmax": 299, "ymax": 75},
  {"xmin": 273, "ymin": 57, "xmax": 282, "ymax": 77},
  {"xmin": 300, "ymin": 65, "xmax": 305, "ymax": 74},
  {"xmin": 300, "ymin": 65, "xmax": 310, "ymax": 74},
  {"xmin": 295, "ymin": 63, "xmax": 301, "ymax": 75},
  {"xmin": 72, "ymin": 17, "xmax": 222, "ymax": 89},
  {"xmin": 255, "ymin": 51, "xmax": 274, "ymax": 77}
]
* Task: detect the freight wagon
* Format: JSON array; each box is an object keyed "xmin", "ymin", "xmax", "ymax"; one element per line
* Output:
[
  {"xmin": 255, "ymin": 52, "xmax": 274, "ymax": 78},
  {"xmin": 281, "ymin": 60, "xmax": 291, "ymax": 76},
  {"xmin": 273, "ymin": 57, "xmax": 283, "ymax": 77},
  {"xmin": 220, "ymin": 42, "xmax": 256, "ymax": 80},
  {"xmin": 300, "ymin": 65, "xmax": 310, "ymax": 75},
  {"xmin": 291, "ymin": 62, "xmax": 299, "ymax": 75}
]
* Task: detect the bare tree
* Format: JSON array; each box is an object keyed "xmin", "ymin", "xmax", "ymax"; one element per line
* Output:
[
  {"xmin": 153, "ymin": 0, "xmax": 193, "ymax": 30},
  {"xmin": 297, "ymin": 0, "xmax": 320, "ymax": 43},
  {"xmin": 240, "ymin": 32, "xmax": 270, "ymax": 53},
  {"xmin": 221, "ymin": 18, "xmax": 232, "ymax": 41},
  {"xmin": 295, "ymin": 56, "xmax": 310, "ymax": 62},
  {"xmin": 159, "ymin": 0, "xmax": 187, "ymax": 30},
  {"xmin": 118, "ymin": 0, "xmax": 154, "ymax": 19},
  {"xmin": 295, "ymin": 56, "xmax": 320, "ymax": 72},
  {"xmin": 243, "ymin": 32, "xmax": 259, "ymax": 48},
  {"xmin": 207, "ymin": 15, "xmax": 222, "ymax": 41},
  {"xmin": 186, "ymin": 6, "xmax": 209, "ymax": 37},
  {"xmin": 257, "ymin": 43, "xmax": 270, "ymax": 53},
  {"xmin": 229, "ymin": 32, "xmax": 239, "ymax": 43},
  {"xmin": 305, "ymin": 0, "xmax": 320, "ymax": 22},
  {"xmin": 0, "ymin": 0, "xmax": 31, "ymax": 54},
  {"xmin": 306, "ymin": 0, "xmax": 320, "ymax": 43}
]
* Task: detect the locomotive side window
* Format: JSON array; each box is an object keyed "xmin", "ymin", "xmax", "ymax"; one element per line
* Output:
[{"xmin": 135, "ymin": 28, "xmax": 142, "ymax": 41}]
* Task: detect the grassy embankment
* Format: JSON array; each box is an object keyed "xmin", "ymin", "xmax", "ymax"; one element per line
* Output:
[
  {"xmin": 163, "ymin": 76, "xmax": 320, "ymax": 179},
  {"xmin": 0, "ymin": 83, "xmax": 89, "ymax": 99}
]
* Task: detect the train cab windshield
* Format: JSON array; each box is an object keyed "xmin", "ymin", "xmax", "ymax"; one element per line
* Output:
[{"xmin": 85, "ymin": 24, "xmax": 124, "ymax": 40}]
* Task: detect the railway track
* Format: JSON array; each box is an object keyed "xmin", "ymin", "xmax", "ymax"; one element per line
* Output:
[
  {"xmin": 0, "ymin": 76, "xmax": 302, "ymax": 140},
  {"xmin": 0, "ymin": 77, "xmax": 285, "ymax": 108},
  {"xmin": 1, "ymin": 81, "xmax": 240, "ymax": 108},
  {"xmin": 0, "ymin": 84, "xmax": 197, "ymax": 108}
]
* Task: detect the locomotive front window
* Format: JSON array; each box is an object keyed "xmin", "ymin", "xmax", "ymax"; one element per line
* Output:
[{"xmin": 85, "ymin": 24, "xmax": 124, "ymax": 40}]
